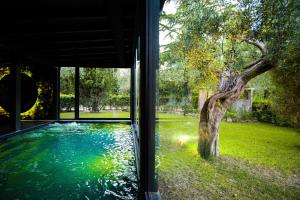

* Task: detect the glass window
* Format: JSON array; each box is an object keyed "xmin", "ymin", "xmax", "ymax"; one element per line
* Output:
[
  {"xmin": 79, "ymin": 68, "xmax": 130, "ymax": 119},
  {"xmin": 60, "ymin": 67, "xmax": 75, "ymax": 119}
]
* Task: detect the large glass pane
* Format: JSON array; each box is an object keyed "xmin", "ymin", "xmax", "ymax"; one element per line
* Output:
[
  {"xmin": 79, "ymin": 68, "xmax": 130, "ymax": 118},
  {"xmin": 60, "ymin": 67, "xmax": 75, "ymax": 119}
]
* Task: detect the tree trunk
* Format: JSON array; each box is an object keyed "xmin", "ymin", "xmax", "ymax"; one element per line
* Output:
[
  {"xmin": 198, "ymin": 89, "xmax": 209, "ymax": 112},
  {"xmin": 198, "ymin": 57, "xmax": 275, "ymax": 158},
  {"xmin": 91, "ymin": 101, "xmax": 99, "ymax": 112}
]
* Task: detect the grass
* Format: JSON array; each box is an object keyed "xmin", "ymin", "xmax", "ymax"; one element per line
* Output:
[
  {"xmin": 60, "ymin": 111, "xmax": 191, "ymax": 119},
  {"xmin": 60, "ymin": 111, "xmax": 130, "ymax": 119},
  {"xmin": 158, "ymin": 119, "xmax": 300, "ymax": 200},
  {"xmin": 60, "ymin": 112, "xmax": 300, "ymax": 199}
]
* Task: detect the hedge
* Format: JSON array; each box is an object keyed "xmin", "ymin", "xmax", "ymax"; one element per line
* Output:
[
  {"xmin": 252, "ymin": 99, "xmax": 290, "ymax": 126},
  {"xmin": 60, "ymin": 93, "xmax": 75, "ymax": 111},
  {"xmin": 252, "ymin": 99, "xmax": 273, "ymax": 123}
]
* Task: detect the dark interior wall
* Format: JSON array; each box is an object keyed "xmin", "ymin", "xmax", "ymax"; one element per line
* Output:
[
  {"xmin": 0, "ymin": 66, "xmax": 10, "ymax": 122},
  {"xmin": 0, "ymin": 64, "xmax": 57, "ymax": 123},
  {"xmin": 25, "ymin": 64, "xmax": 57, "ymax": 120}
]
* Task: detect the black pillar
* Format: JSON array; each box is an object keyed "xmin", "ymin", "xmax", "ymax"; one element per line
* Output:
[
  {"xmin": 56, "ymin": 66, "xmax": 60, "ymax": 120},
  {"xmin": 130, "ymin": 65, "xmax": 136, "ymax": 124},
  {"xmin": 139, "ymin": 0, "xmax": 160, "ymax": 197},
  {"xmin": 75, "ymin": 67, "xmax": 80, "ymax": 119},
  {"xmin": 10, "ymin": 63, "xmax": 21, "ymax": 131}
]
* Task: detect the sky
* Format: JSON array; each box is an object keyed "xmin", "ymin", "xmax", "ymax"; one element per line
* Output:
[{"xmin": 159, "ymin": 0, "xmax": 178, "ymax": 47}]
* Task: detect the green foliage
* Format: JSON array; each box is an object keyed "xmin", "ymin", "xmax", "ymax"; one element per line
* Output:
[
  {"xmin": 109, "ymin": 95, "xmax": 130, "ymax": 110},
  {"xmin": 60, "ymin": 93, "xmax": 75, "ymax": 111},
  {"xmin": 252, "ymin": 99, "xmax": 290, "ymax": 126},
  {"xmin": 238, "ymin": 109, "xmax": 254, "ymax": 120},
  {"xmin": 224, "ymin": 108, "xmax": 238, "ymax": 119},
  {"xmin": 158, "ymin": 65, "xmax": 195, "ymax": 114},
  {"xmin": 79, "ymin": 68, "xmax": 119, "ymax": 112},
  {"xmin": 60, "ymin": 68, "xmax": 130, "ymax": 113},
  {"xmin": 160, "ymin": 0, "xmax": 299, "ymax": 125},
  {"xmin": 224, "ymin": 108, "xmax": 253, "ymax": 121},
  {"xmin": 159, "ymin": 65, "xmax": 186, "ymax": 97},
  {"xmin": 191, "ymin": 94, "xmax": 198, "ymax": 110},
  {"xmin": 252, "ymin": 99, "xmax": 273, "ymax": 123},
  {"xmin": 249, "ymin": 72, "xmax": 273, "ymax": 99},
  {"xmin": 269, "ymin": 61, "xmax": 300, "ymax": 128},
  {"xmin": 60, "ymin": 67, "xmax": 75, "ymax": 95},
  {"xmin": 249, "ymin": 67, "xmax": 299, "ymax": 128}
]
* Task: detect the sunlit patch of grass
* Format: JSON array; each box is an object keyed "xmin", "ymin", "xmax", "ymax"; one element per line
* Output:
[{"xmin": 158, "ymin": 118, "xmax": 300, "ymax": 199}]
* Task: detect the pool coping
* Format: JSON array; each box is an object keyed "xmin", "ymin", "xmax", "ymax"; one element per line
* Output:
[
  {"xmin": 0, "ymin": 120, "xmax": 131, "ymax": 140},
  {"xmin": 0, "ymin": 121, "xmax": 55, "ymax": 140}
]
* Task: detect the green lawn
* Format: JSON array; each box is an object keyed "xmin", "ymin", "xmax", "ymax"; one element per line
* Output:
[
  {"xmin": 60, "ymin": 111, "xmax": 191, "ymax": 119},
  {"xmin": 158, "ymin": 119, "xmax": 300, "ymax": 200},
  {"xmin": 60, "ymin": 111, "xmax": 130, "ymax": 119}
]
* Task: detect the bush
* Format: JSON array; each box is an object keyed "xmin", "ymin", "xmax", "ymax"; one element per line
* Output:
[
  {"xmin": 60, "ymin": 93, "xmax": 75, "ymax": 111},
  {"xmin": 239, "ymin": 109, "xmax": 254, "ymax": 120},
  {"xmin": 110, "ymin": 95, "xmax": 130, "ymax": 109},
  {"xmin": 191, "ymin": 94, "xmax": 199, "ymax": 110},
  {"xmin": 252, "ymin": 99, "xmax": 273, "ymax": 123},
  {"xmin": 159, "ymin": 97, "xmax": 169, "ymax": 106},
  {"xmin": 224, "ymin": 108, "xmax": 238, "ymax": 120},
  {"xmin": 224, "ymin": 108, "xmax": 254, "ymax": 122},
  {"xmin": 252, "ymin": 99, "xmax": 290, "ymax": 126}
]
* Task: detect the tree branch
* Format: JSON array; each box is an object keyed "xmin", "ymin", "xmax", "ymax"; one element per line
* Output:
[
  {"xmin": 240, "ymin": 58, "xmax": 275, "ymax": 82},
  {"xmin": 240, "ymin": 36, "xmax": 267, "ymax": 55}
]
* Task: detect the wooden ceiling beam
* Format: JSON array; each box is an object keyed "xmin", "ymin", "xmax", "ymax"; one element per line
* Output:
[
  {"xmin": 0, "ymin": 16, "xmax": 109, "ymax": 25},
  {"xmin": 54, "ymin": 51, "xmax": 117, "ymax": 57},
  {"xmin": 0, "ymin": 44, "xmax": 56, "ymax": 67},
  {"xmin": 109, "ymin": 0, "xmax": 125, "ymax": 68}
]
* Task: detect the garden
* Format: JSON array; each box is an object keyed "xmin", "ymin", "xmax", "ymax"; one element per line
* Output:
[{"xmin": 156, "ymin": 0, "xmax": 299, "ymax": 199}]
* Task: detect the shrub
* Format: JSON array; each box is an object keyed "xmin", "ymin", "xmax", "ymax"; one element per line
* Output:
[
  {"xmin": 239, "ymin": 109, "xmax": 254, "ymax": 120},
  {"xmin": 191, "ymin": 94, "xmax": 199, "ymax": 110},
  {"xmin": 110, "ymin": 95, "xmax": 130, "ymax": 109},
  {"xmin": 252, "ymin": 99, "xmax": 290, "ymax": 126},
  {"xmin": 252, "ymin": 99, "xmax": 273, "ymax": 123},
  {"xmin": 224, "ymin": 108, "xmax": 238, "ymax": 120},
  {"xmin": 60, "ymin": 93, "xmax": 75, "ymax": 111}
]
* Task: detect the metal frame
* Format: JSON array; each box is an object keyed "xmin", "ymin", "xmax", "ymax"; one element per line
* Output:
[
  {"xmin": 58, "ymin": 66, "xmax": 132, "ymax": 121},
  {"xmin": 10, "ymin": 61, "xmax": 21, "ymax": 131},
  {"xmin": 55, "ymin": 66, "xmax": 60, "ymax": 120},
  {"xmin": 139, "ymin": 0, "xmax": 160, "ymax": 198},
  {"xmin": 130, "ymin": 66, "xmax": 136, "ymax": 124},
  {"xmin": 75, "ymin": 66, "xmax": 80, "ymax": 119}
]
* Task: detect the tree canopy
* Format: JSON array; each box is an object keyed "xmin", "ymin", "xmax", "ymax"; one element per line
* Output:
[{"xmin": 161, "ymin": 0, "xmax": 300, "ymax": 127}]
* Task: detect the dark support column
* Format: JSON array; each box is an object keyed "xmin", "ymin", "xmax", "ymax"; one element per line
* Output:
[
  {"xmin": 75, "ymin": 67, "xmax": 80, "ymax": 119},
  {"xmin": 10, "ymin": 63, "xmax": 21, "ymax": 131},
  {"xmin": 139, "ymin": 0, "xmax": 160, "ymax": 198},
  {"xmin": 130, "ymin": 65, "xmax": 136, "ymax": 124},
  {"xmin": 56, "ymin": 67, "xmax": 60, "ymax": 120}
]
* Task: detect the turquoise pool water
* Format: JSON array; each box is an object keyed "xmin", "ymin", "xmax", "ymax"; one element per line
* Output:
[{"xmin": 0, "ymin": 123, "xmax": 137, "ymax": 200}]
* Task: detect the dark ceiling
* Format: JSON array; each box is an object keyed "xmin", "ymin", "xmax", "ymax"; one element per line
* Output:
[{"xmin": 0, "ymin": 0, "xmax": 164, "ymax": 68}]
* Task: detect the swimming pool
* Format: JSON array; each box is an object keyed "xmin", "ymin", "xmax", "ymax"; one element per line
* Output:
[{"xmin": 0, "ymin": 123, "xmax": 137, "ymax": 200}]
